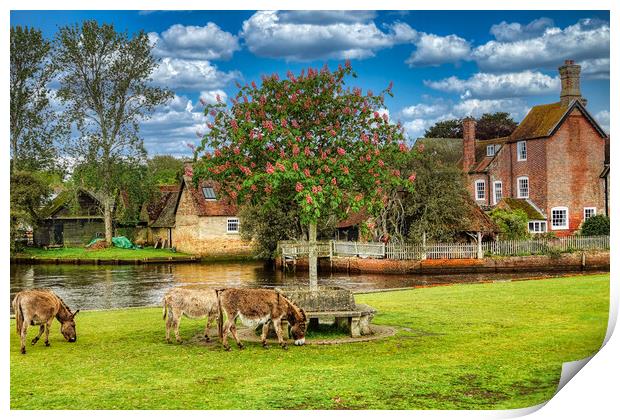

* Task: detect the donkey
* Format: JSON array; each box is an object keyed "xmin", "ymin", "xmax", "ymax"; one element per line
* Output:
[
  {"xmin": 216, "ymin": 288, "xmax": 307, "ymax": 351},
  {"xmin": 12, "ymin": 289, "xmax": 79, "ymax": 355},
  {"xmin": 162, "ymin": 287, "xmax": 219, "ymax": 343}
]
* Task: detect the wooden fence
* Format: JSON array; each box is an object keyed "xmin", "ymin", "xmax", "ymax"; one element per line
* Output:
[{"xmin": 279, "ymin": 236, "xmax": 609, "ymax": 261}]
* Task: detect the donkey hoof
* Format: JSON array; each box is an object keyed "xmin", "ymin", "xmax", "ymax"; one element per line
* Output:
[
  {"xmin": 237, "ymin": 343, "xmax": 245, "ymax": 350},
  {"xmin": 21, "ymin": 348, "xmax": 26, "ymax": 355},
  {"xmin": 31, "ymin": 339, "xmax": 38, "ymax": 345},
  {"xmin": 262, "ymin": 343, "xmax": 270, "ymax": 349},
  {"xmin": 281, "ymin": 344, "xmax": 289, "ymax": 351},
  {"xmin": 45, "ymin": 342, "xmax": 50, "ymax": 347},
  {"xmin": 204, "ymin": 336, "xmax": 211, "ymax": 343},
  {"xmin": 224, "ymin": 346, "xmax": 231, "ymax": 352}
]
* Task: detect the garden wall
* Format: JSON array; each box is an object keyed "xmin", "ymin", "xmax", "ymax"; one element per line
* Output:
[{"xmin": 277, "ymin": 250, "xmax": 609, "ymax": 275}]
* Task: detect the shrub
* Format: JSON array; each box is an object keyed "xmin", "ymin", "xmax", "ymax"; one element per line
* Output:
[
  {"xmin": 489, "ymin": 208, "xmax": 529, "ymax": 240},
  {"xmin": 581, "ymin": 215, "xmax": 610, "ymax": 236}
]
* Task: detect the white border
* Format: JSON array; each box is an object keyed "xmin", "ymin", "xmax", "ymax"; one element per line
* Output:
[
  {"xmin": 516, "ymin": 176, "xmax": 529, "ymax": 198},
  {"xmin": 475, "ymin": 179, "xmax": 485, "ymax": 201},
  {"xmin": 493, "ymin": 180, "xmax": 502, "ymax": 205},
  {"xmin": 550, "ymin": 206, "xmax": 569, "ymax": 230}
]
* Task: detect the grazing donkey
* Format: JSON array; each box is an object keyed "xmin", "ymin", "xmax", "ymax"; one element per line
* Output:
[
  {"xmin": 216, "ymin": 288, "xmax": 307, "ymax": 351},
  {"xmin": 162, "ymin": 287, "xmax": 219, "ymax": 343},
  {"xmin": 12, "ymin": 289, "xmax": 79, "ymax": 355}
]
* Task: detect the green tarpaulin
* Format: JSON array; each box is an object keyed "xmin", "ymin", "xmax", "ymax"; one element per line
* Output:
[{"xmin": 86, "ymin": 236, "xmax": 137, "ymax": 249}]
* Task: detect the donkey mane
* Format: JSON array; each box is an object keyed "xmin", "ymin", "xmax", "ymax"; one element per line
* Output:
[{"xmin": 280, "ymin": 294, "xmax": 306, "ymax": 322}]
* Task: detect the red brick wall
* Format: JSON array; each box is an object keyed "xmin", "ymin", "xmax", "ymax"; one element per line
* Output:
[{"xmin": 545, "ymin": 109, "xmax": 606, "ymax": 234}]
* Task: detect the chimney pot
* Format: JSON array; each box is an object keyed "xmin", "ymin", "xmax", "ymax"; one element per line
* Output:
[
  {"xmin": 559, "ymin": 59, "xmax": 585, "ymax": 107},
  {"xmin": 462, "ymin": 117, "xmax": 476, "ymax": 171}
]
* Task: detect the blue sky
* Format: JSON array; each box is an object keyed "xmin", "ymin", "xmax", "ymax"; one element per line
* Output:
[{"xmin": 11, "ymin": 10, "xmax": 610, "ymax": 157}]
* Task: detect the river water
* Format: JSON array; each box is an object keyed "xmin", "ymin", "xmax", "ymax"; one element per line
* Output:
[{"xmin": 9, "ymin": 261, "xmax": 592, "ymax": 311}]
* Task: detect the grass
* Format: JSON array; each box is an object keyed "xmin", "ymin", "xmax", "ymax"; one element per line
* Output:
[
  {"xmin": 10, "ymin": 274, "xmax": 609, "ymax": 410},
  {"xmin": 16, "ymin": 246, "xmax": 191, "ymax": 260}
]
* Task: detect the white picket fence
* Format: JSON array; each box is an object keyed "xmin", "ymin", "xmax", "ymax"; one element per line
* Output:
[{"xmin": 279, "ymin": 236, "xmax": 609, "ymax": 261}]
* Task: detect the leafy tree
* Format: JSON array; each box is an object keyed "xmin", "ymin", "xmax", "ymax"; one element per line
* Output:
[
  {"xmin": 10, "ymin": 25, "xmax": 66, "ymax": 172},
  {"xmin": 10, "ymin": 171, "xmax": 56, "ymax": 251},
  {"xmin": 55, "ymin": 21, "xmax": 172, "ymax": 245},
  {"xmin": 581, "ymin": 215, "xmax": 610, "ymax": 236},
  {"xmin": 476, "ymin": 112, "xmax": 517, "ymax": 140},
  {"xmin": 148, "ymin": 155, "xmax": 186, "ymax": 185},
  {"xmin": 194, "ymin": 63, "xmax": 414, "ymax": 286},
  {"xmin": 489, "ymin": 208, "xmax": 529, "ymax": 240},
  {"xmin": 423, "ymin": 119, "xmax": 462, "ymax": 139},
  {"xmin": 422, "ymin": 112, "xmax": 518, "ymax": 141}
]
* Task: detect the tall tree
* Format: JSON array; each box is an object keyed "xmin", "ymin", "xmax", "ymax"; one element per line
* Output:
[
  {"xmin": 422, "ymin": 112, "xmax": 518, "ymax": 140},
  {"xmin": 55, "ymin": 21, "xmax": 172, "ymax": 245},
  {"xmin": 148, "ymin": 155, "xmax": 186, "ymax": 185},
  {"xmin": 423, "ymin": 119, "xmax": 462, "ymax": 139},
  {"xmin": 194, "ymin": 63, "xmax": 414, "ymax": 287},
  {"xmin": 10, "ymin": 26, "xmax": 64, "ymax": 172}
]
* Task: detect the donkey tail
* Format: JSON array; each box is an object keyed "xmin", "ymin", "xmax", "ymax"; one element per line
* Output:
[
  {"xmin": 13, "ymin": 295, "xmax": 22, "ymax": 335},
  {"xmin": 162, "ymin": 296, "xmax": 168, "ymax": 320},
  {"xmin": 216, "ymin": 289, "xmax": 224, "ymax": 340}
]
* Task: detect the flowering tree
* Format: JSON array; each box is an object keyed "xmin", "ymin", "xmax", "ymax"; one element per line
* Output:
[{"xmin": 194, "ymin": 62, "xmax": 416, "ymax": 286}]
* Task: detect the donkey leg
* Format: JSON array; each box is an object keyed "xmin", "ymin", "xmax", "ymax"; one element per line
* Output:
[
  {"xmin": 273, "ymin": 319, "xmax": 288, "ymax": 350},
  {"xmin": 229, "ymin": 323, "xmax": 244, "ymax": 350},
  {"xmin": 19, "ymin": 321, "xmax": 29, "ymax": 354},
  {"xmin": 31, "ymin": 325, "xmax": 45, "ymax": 345},
  {"xmin": 261, "ymin": 322, "xmax": 270, "ymax": 348},
  {"xmin": 44, "ymin": 320, "xmax": 52, "ymax": 347},
  {"xmin": 172, "ymin": 309, "xmax": 183, "ymax": 343},
  {"xmin": 221, "ymin": 320, "xmax": 232, "ymax": 351},
  {"xmin": 165, "ymin": 311, "xmax": 173, "ymax": 343},
  {"xmin": 203, "ymin": 316, "xmax": 211, "ymax": 342}
]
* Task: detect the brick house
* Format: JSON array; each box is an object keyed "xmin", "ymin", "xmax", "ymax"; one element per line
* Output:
[{"xmin": 462, "ymin": 60, "xmax": 609, "ymax": 236}]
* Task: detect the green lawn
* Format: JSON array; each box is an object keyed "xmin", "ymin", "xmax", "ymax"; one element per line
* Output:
[
  {"xmin": 17, "ymin": 246, "xmax": 191, "ymax": 260},
  {"xmin": 10, "ymin": 274, "xmax": 609, "ymax": 410}
]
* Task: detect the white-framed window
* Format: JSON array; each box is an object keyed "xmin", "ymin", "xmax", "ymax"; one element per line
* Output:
[
  {"xmin": 486, "ymin": 145, "xmax": 495, "ymax": 156},
  {"xmin": 202, "ymin": 187, "xmax": 216, "ymax": 201},
  {"xmin": 493, "ymin": 181, "xmax": 502, "ymax": 205},
  {"xmin": 517, "ymin": 141, "xmax": 527, "ymax": 161},
  {"xmin": 517, "ymin": 177, "xmax": 529, "ymax": 198},
  {"xmin": 528, "ymin": 221, "xmax": 548, "ymax": 233},
  {"xmin": 227, "ymin": 218, "xmax": 240, "ymax": 233},
  {"xmin": 584, "ymin": 207, "xmax": 596, "ymax": 220},
  {"xmin": 475, "ymin": 180, "xmax": 485, "ymax": 201},
  {"xmin": 551, "ymin": 207, "xmax": 569, "ymax": 230}
]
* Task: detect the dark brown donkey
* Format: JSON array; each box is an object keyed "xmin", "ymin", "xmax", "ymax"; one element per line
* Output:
[
  {"xmin": 217, "ymin": 288, "xmax": 307, "ymax": 351},
  {"xmin": 12, "ymin": 289, "xmax": 79, "ymax": 354}
]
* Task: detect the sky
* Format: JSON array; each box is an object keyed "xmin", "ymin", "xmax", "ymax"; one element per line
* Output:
[{"xmin": 10, "ymin": 9, "xmax": 610, "ymax": 157}]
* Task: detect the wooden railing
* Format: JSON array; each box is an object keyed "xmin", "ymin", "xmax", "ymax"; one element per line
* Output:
[{"xmin": 278, "ymin": 236, "xmax": 609, "ymax": 261}]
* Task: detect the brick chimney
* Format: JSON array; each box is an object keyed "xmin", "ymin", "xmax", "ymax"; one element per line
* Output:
[
  {"xmin": 462, "ymin": 117, "xmax": 476, "ymax": 171},
  {"xmin": 559, "ymin": 59, "xmax": 587, "ymax": 107}
]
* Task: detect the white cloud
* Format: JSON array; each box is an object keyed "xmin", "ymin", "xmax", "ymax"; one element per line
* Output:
[
  {"xmin": 405, "ymin": 33, "xmax": 471, "ymax": 67},
  {"xmin": 400, "ymin": 98, "xmax": 530, "ymax": 140},
  {"xmin": 199, "ymin": 90, "xmax": 228, "ymax": 106},
  {"xmin": 149, "ymin": 23, "xmax": 240, "ymax": 61},
  {"xmin": 425, "ymin": 70, "xmax": 560, "ymax": 99},
  {"xmin": 580, "ymin": 58, "xmax": 610, "ymax": 80},
  {"xmin": 594, "ymin": 110, "xmax": 610, "ymax": 133},
  {"xmin": 240, "ymin": 10, "xmax": 416, "ymax": 61},
  {"xmin": 140, "ymin": 94, "xmax": 208, "ymax": 156},
  {"xmin": 277, "ymin": 10, "xmax": 377, "ymax": 25},
  {"xmin": 151, "ymin": 57, "xmax": 241, "ymax": 90},
  {"xmin": 473, "ymin": 18, "xmax": 610, "ymax": 74},
  {"xmin": 489, "ymin": 17, "xmax": 555, "ymax": 42}
]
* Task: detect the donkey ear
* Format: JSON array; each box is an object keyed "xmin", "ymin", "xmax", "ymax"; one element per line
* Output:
[{"xmin": 73, "ymin": 309, "xmax": 80, "ymax": 317}]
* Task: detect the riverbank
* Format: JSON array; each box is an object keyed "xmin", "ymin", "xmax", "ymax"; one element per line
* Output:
[
  {"xmin": 11, "ymin": 247, "xmax": 256, "ymax": 265},
  {"xmin": 278, "ymin": 250, "xmax": 610, "ymax": 275},
  {"xmin": 10, "ymin": 273, "xmax": 608, "ymax": 409}
]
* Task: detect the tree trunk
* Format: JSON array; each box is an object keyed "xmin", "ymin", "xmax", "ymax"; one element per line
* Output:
[
  {"xmin": 103, "ymin": 196, "xmax": 114, "ymax": 246},
  {"xmin": 308, "ymin": 221, "xmax": 318, "ymax": 290}
]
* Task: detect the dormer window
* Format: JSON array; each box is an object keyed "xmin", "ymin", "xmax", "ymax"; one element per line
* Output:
[
  {"xmin": 202, "ymin": 187, "xmax": 216, "ymax": 200},
  {"xmin": 486, "ymin": 145, "xmax": 495, "ymax": 156}
]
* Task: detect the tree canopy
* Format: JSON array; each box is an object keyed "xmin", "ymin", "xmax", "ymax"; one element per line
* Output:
[
  {"xmin": 55, "ymin": 20, "xmax": 172, "ymax": 244},
  {"xmin": 423, "ymin": 112, "xmax": 518, "ymax": 140}
]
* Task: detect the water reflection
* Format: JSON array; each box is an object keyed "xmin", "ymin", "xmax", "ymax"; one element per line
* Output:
[{"xmin": 10, "ymin": 261, "xmax": 595, "ymax": 311}]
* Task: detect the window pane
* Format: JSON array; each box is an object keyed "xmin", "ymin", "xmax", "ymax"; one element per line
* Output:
[
  {"xmin": 202, "ymin": 187, "xmax": 216, "ymax": 199},
  {"xmin": 227, "ymin": 218, "xmax": 239, "ymax": 232},
  {"xmin": 552, "ymin": 209, "xmax": 567, "ymax": 227},
  {"xmin": 518, "ymin": 178, "xmax": 529, "ymax": 198},
  {"xmin": 476, "ymin": 181, "xmax": 485, "ymax": 200}
]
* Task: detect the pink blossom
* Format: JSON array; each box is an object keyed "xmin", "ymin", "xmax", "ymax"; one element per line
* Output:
[
  {"xmin": 292, "ymin": 119, "xmax": 299, "ymax": 128},
  {"xmin": 316, "ymin": 168, "xmax": 322, "ymax": 175},
  {"xmin": 266, "ymin": 162, "xmax": 275, "ymax": 174},
  {"xmin": 293, "ymin": 162, "xmax": 299, "ymax": 171},
  {"xmin": 392, "ymin": 169, "xmax": 401, "ymax": 177},
  {"xmin": 296, "ymin": 182, "xmax": 303, "ymax": 192},
  {"xmin": 230, "ymin": 120, "xmax": 238, "ymax": 130},
  {"xmin": 251, "ymin": 81, "xmax": 257, "ymax": 89},
  {"xmin": 280, "ymin": 150, "xmax": 286, "ymax": 158},
  {"xmin": 417, "ymin": 143, "xmax": 425, "ymax": 152},
  {"xmin": 331, "ymin": 177, "xmax": 337, "ymax": 186},
  {"xmin": 337, "ymin": 147, "xmax": 346, "ymax": 156},
  {"xmin": 233, "ymin": 147, "xmax": 240, "ymax": 155},
  {"xmin": 312, "ymin": 186, "xmax": 318, "ymax": 193},
  {"xmin": 409, "ymin": 172, "xmax": 417, "ymax": 182},
  {"xmin": 251, "ymin": 184, "xmax": 257, "ymax": 192},
  {"xmin": 382, "ymin": 113, "xmax": 389, "ymax": 122},
  {"xmin": 329, "ymin": 129, "xmax": 336, "ymax": 137},
  {"xmin": 250, "ymin": 162, "xmax": 256, "ymax": 168},
  {"xmin": 342, "ymin": 166, "xmax": 350, "ymax": 175},
  {"xmin": 306, "ymin": 195, "xmax": 313, "ymax": 204},
  {"xmin": 230, "ymin": 191, "xmax": 238, "ymax": 199},
  {"xmin": 281, "ymin": 118, "xmax": 288, "ymax": 128},
  {"xmin": 264, "ymin": 185, "xmax": 272, "ymax": 194},
  {"xmin": 374, "ymin": 111, "xmax": 380, "ymax": 119},
  {"xmin": 399, "ymin": 142, "xmax": 408, "ymax": 152},
  {"xmin": 275, "ymin": 162, "xmax": 286, "ymax": 171},
  {"xmin": 378, "ymin": 159, "xmax": 385, "ymax": 167},
  {"xmin": 303, "ymin": 168, "xmax": 311, "ymax": 177},
  {"xmin": 214, "ymin": 149, "xmax": 222, "ymax": 157},
  {"xmin": 304, "ymin": 146, "xmax": 311, "ymax": 157},
  {"xmin": 355, "ymin": 194, "xmax": 363, "ymax": 202}
]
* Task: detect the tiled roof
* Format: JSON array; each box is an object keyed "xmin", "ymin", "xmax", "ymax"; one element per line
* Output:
[
  {"xmin": 464, "ymin": 199, "xmax": 499, "ymax": 234},
  {"xmin": 510, "ymin": 102, "xmax": 569, "ymax": 141},
  {"xmin": 149, "ymin": 186, "xmax": 180, "ymax": 228},
  {"xmin": 336, "ymin": 208, "xmax": 370, "ymax": 228},
  {"xmin": 497, "ymin": 198, "xmax": 546, "ymax": 220},
  {"xmin": 182, "ymin": 176, "xmax": 238, "ymax": 217}
]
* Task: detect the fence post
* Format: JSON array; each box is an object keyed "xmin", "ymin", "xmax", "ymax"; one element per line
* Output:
[
  {"xmin": 422, "ymin": 232, "xmax": 427, "ymax": 260},
  {"xmin": 477, "ymin": 232, "xmax": 483, "ymax": 259}
]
